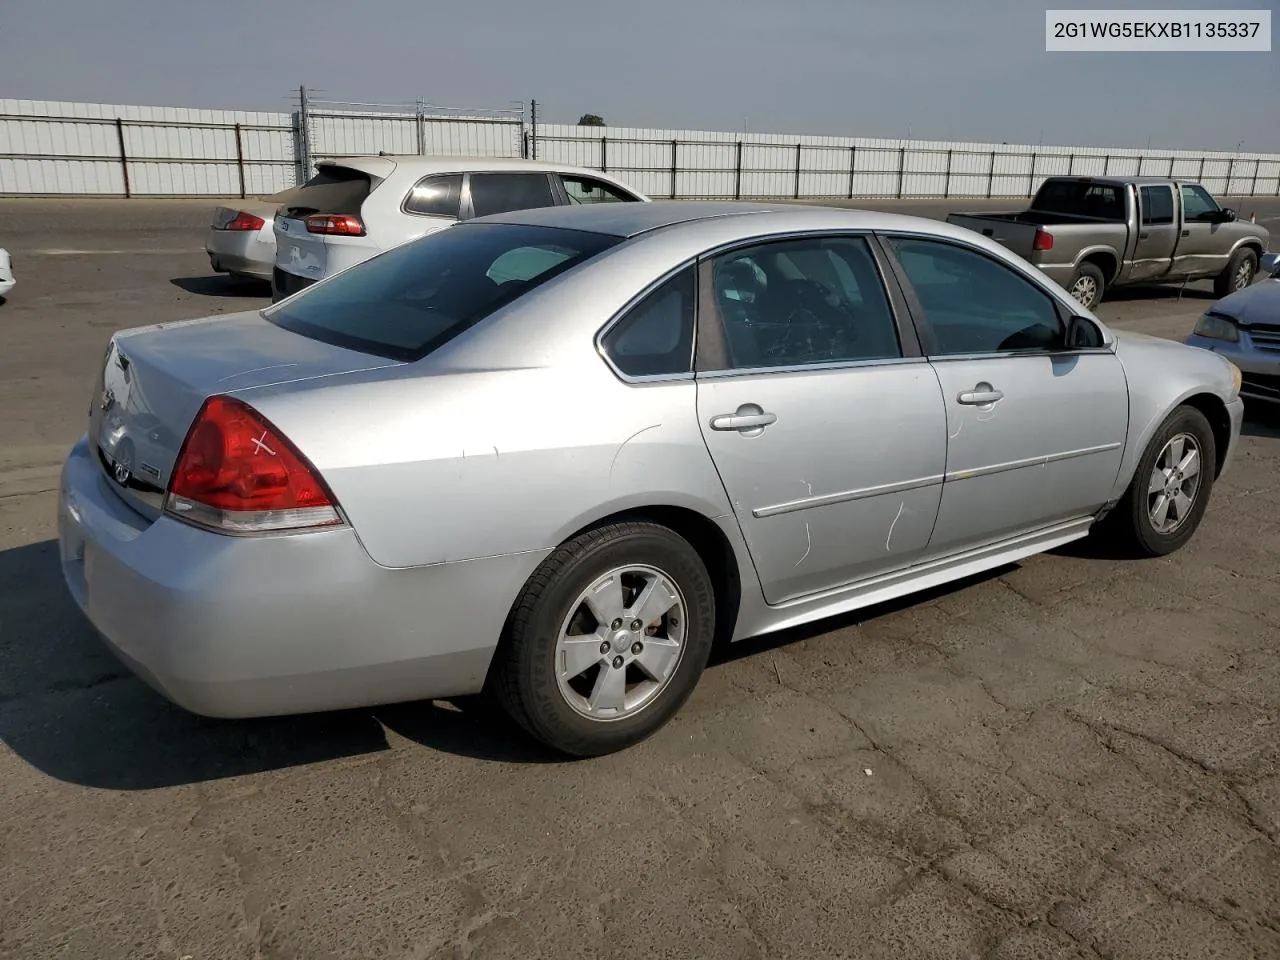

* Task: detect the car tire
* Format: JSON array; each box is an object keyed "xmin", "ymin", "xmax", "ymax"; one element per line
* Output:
[
  {"xmin": 1102, "ymin": 405, "xmax": 1216, "ymax": 558},
  {"xmin": 1214, "ymin": 247, "xmax": 1257, "ymax": 298},
  {"xmin": 491, "ymin": 521, "xmax": 716, "ymax": 757},
  {"xmin": 1067, "ymin": 262, "xmax": 1106, "ymax": 311}
]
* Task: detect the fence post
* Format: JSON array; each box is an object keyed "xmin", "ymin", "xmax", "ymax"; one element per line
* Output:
[
  {"xmin": 848, "ymin": 145, "xmax": 857, "ymax": 199},
  {"xmin": 115, "ymin": 118, "xmax": 131, "ymax": 199},
  {"xmin": 1226, "ymin": 157, "xmax": 1235, "ymax": 196},
  {"xmin": 896, "ymin": 146, "xmax": 906, "ymax": 199},
  {"xmin": 1197, "ymin": 156, "xmax": 1205, "ymax": 183},
  {"xmin": 670, "ymin": 140, "xmax": 678, "ymax": 199},
  {"xmin": 600, "ymin": 136, "xmax": 607, "ymax": 173},
  {"xmin": 1067, "ymin": 153, "xmax": 1075, "ymax": 175},
  {"xmin": 234, "ymin": 122, "xmax": 247, "ymax": 199},
  {"xmin": 943, "ymin": 149, "xmax": 952, "ymax": 199},
  {"xmin": 1101, "ymin": 153, "xmax": 1110, "ymax": 176},
  {"xmin": 530, "ymin": 100, "xmax": 538, "ymax": 160},
  {"xmin": 1168, "ymin": 156, "xmax": 1176, "ymax": 178},
  {"xmin": 1251, "ymin": 158, "xmax": 1260, "ymax": 197},
  {"xmin": 415, "ymin": 98, "xmax": 426, "ymax": 155},
  {"xmin": 986, "ymin": 150, "xmax": 995, "ymax": 198},
  {"xmin": 296, "ymin": 85, "xmax": 312, "ymax": 184},
  {"xmin": 735, "ymin": 141, "xmax": 743, "ymax": 200},
  {"xmin": 1028, "ymin": 152, "xmax": 1038, "ymax": 198}
]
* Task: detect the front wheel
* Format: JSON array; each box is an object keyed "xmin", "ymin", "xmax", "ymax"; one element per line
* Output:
[
  {"xmin": 1067, "ymin": 262, "xmax": 1106, "ymax": 311},
  {"xmin": 1101, "ymin": 405, "xmax": 1216, "ymax": 558},
  {"xmin": 1214, "ymin": 247, "xmax": 1257, "ymax": 298},
  {"xmin": 491, "ymin": 521, "xmax": 716, "ymax": 757}
]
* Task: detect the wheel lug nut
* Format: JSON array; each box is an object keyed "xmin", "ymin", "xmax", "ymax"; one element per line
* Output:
[
  {"xmin": 631, "ymin": 642, "xmax": 643, "ymax": 655},
  {"xmin": 612, "ymin": 656, "xmax": 624, "ymax": 669},
  {"xmin": 600, "ymin": 641, "xmax": 611, "ymax": 655},
  {"xmin": 611, "ymin": 618, "xmax": 623, "ymax": 630},
  {"xmin": 630, "ymin": 619, "xmax": 643, "ymax": 631}
]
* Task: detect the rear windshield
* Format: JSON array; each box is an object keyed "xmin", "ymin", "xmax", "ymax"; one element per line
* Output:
[
  {"xmin": 1032, "ymin": 180, "xmax": 1125, "ymax": 220},
  {"xmin": 263, "ymin": 223, "xmax": 620, "ymax": 361},
  {"xmin": 277, "ymin": 167, "xmax": 372, "ymax": 217}
]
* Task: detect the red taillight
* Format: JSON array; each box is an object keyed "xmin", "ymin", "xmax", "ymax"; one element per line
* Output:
[
  {"xmin": 165, "ymin": 395, "xmax": 343, "ymax": 534},
  {"xmin": 221, "ymin": 211, "xmax": 266, "ymax": 232},
  {"xmin": 304, "ymin": 214, "xmax": 366, "ymax": 236},
  {"xmin": 1033, "ymin": 228, "xmax": 1054, "ymax": 252}
]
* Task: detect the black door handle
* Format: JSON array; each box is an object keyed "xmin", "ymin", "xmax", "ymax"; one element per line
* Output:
[{"xmin": 1181, "ymin": 230, "xmax": 1190, "ymax": 237}]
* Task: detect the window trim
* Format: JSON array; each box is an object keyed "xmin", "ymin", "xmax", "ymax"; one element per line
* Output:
[
  {"xmin": 399, "ymin": 173, "xmax": 464, "ymax": 221},
  {"xmin": 877, "ymin": 230, "xmax": 1114, "ymax": 361},
  {"xmin": 460, "ymin": 171, "xmax": 560, "ymax": 221},
  {"xmin": 593, "ymin": 259, "xmax": 699, "ymax": 384},
  {"xmin": 690, "ymin": 229, "xmax": 924, "ymax": 379}
]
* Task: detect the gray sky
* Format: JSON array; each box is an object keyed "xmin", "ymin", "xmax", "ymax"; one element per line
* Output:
[{"xmin": 1, "ymin": 0, "xmax": 1277, "ymax": 151}]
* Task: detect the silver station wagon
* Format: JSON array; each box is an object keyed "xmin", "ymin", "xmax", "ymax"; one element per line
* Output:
[{"xmin": 59, "ymin": 201, "xmax": 1243, "ymax": 756}]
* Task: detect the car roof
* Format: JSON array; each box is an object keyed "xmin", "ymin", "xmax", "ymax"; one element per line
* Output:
[
  {"xmin": 469, "ymin": 199, "xmax": 960, "ymax": 240},
  {"xmin": 320, "ymin": 155, "xmax": 632, "ymax": 180}
]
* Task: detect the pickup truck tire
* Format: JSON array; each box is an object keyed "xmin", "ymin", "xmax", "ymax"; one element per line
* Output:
[
  {"xmin": 1067, "ymin": 262, "xmax": 1105, "ymax": 311},
  {"xmin": 1214, "ymin": 248, "xmax": 1258, "ymax": 298},
  {"xmin": 1100, "ymin": 404, "xmax": 1216, "ymax": 558}
]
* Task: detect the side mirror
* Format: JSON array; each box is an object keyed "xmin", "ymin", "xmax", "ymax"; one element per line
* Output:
[
  {"xmin": 1065, "ymin": 315, "xmax": 1104, "ymax": 349},
  {"xmin": 1217, "ymin": 207, "xmax": 1238, "ymax": 223}
]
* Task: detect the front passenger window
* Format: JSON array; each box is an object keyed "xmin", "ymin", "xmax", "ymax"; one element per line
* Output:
[{"xmin": 888, "ymin": 237, "xmax": 1065, "ymax": 355}]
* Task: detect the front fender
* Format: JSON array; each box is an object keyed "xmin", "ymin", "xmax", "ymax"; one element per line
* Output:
[{"xmin": 1109, "ymin": 332, "xmax": 1238, "ymax": 501}]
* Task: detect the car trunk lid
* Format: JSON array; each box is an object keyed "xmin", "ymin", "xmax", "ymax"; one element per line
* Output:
[
  {"xmin": 89, "ymin": 310, "xmax": 399, "ymax": 522},
  {"xmin": 274, "ymin": 161, "xmax": 389, "ymax": 281}
]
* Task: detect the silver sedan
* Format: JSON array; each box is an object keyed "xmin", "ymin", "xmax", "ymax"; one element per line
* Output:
[{"xmin": 58, "ymin": 201, "xmax": 1244, "ymax": 756}]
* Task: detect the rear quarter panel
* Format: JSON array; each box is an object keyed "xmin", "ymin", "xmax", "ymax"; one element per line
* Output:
[
  {"xmin": 236, "ymin": 249, "xmax": 738, "ymax": 570},
  {"xmin": 1109, "ymin": 332, "xmax": 1239, "ymax": 501}
]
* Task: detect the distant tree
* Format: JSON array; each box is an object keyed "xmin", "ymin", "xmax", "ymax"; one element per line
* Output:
[{"xmin": 578, "ymin": 114, "xmax": 605, "ymax": 127}]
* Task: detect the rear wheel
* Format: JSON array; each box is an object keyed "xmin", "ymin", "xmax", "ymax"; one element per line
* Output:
[
  {"xmin": 1067, "ymin": 262, "xmax": 1106, "ymax": 311},
  {"xmin": 1214, "ymin": 247, "xmax": 1257, "ymax": 298},
  {"xmin": 491, "ymin": 521, "xmax": 716, "ymax": 757},
  {"xmin": 1102, "ymin": 405, "xmax": 1216, "ymax": 557}
]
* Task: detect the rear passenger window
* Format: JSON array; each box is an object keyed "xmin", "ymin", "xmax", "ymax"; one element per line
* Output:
[
  {"xmin": 710, "ymin": 236, "xmax": 901, "ymax": 369},
  {"xmin": 1140, "ymin": 185, "xmax": 1174, "ymax": 225},
  {"xmin": 601, "ymin": 269, "xmax": 695, "ymax": 378},
  {"xmin": 469, "ymin": 173, "xmax": 557, "ymax": 219},
  {"xmin": 404, "ymin": 174, "xmax": 462, "ymax": 218}
]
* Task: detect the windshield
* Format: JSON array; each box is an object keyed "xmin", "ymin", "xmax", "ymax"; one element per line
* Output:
[{"xmin": 263, "ymin": 223, "xmax": 620, "ymax": 361}]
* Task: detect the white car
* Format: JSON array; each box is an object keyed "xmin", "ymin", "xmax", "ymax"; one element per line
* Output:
[
  {"xmin": 0, "ymin": 248, "xmax": 14, "ymax": 299},
  {"xmin": 270, "ymin": 156, "xmax": 649, "ymax": 301}
]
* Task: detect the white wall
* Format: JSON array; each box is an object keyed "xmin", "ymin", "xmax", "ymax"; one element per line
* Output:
[{"xmin": 3, "ymin": 98, "xmax": 1278, "ymax": 199}]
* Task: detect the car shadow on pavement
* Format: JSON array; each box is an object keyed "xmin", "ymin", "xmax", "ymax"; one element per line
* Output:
[
  {"xmin": 1242, "ymin": 404, "xmax": 1280, "ymax": 439},
  {"xmin": 1103, "ymin": 282, "xmax": 1217, "ymax": 304},
  {"xmin": 169, "ymin": 276, "xmax": 271, "ymax": 299},
  {"xmin": 0, "ymin": 540, "xmax": 566, "ymax": 790}
]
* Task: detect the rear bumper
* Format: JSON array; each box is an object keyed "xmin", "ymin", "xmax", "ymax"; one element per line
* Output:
[
  {"xmin": 57, "ymin": 435, "xmax": 543, "ymax": 718},
  {"xmin": 205, "ymin": 228, "xmax": 274, "ymax": 280},
  {"xmin": 271, "ymin": 266, "xmax": 315, "ymax": 302}
]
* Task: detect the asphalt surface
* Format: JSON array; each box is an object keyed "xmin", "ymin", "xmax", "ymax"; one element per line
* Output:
[{"xmin": 1, "ymin": 197, "xmax": 1279, "ymax": 960}]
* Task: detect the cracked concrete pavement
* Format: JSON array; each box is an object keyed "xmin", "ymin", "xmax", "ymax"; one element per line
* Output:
[{"xmin": 1, "ymin": 198, "xmax": 1278, "ymax": 960}]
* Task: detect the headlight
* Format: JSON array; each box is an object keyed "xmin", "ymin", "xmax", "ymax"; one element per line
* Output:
[
  {"xmin": 1226, "ymin": 359, "xmax": 1242, "ymax": 398},
  {"xmin": 1193, "ymin": 312, "xmax": 1240, "ymax": 342}
]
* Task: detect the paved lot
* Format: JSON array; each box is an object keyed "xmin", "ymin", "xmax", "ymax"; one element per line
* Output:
[{"xmin": 1, "ymin": 197, "xmax": 1278, "ymax": 960}]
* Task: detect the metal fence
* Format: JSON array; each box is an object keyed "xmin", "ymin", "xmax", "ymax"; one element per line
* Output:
[{"xmin": 3, "ymin": 90, "xmax": 1279, "ymax": 200}]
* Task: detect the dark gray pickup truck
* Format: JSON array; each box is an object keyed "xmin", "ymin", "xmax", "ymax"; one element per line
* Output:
[{"xmin": 947, "ymin": 176, "xmax": 1271, "ymax": 309}]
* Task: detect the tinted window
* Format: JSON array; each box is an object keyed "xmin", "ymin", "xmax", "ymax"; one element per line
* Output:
[
  {"xmin": 1032, "ymin": 180, "xmax": 1125, "ymax": 220},
  {"xmin": 277, "ymin": 167, "xmax": 371, "ymax": 216},
  {"xmin": 1140, "ymin": 185, "xmax": 1174, "ymax": 225},
  {"xmin": 561, "ymin": 175, "xmax": 638, "ymax": 204},
  {"xmin": 889, "ymin": 237, "xmax": 1064, "ymax": 355},
  {"xmin": 404, "ymin": 174, "xmax": 462, "ymax": 218},
  {"xmin": 1181, "ymin": 184, "xmax": 1220, "ymax": 221},
  {"xmin": 601, "ymin": 269, "xmax": 695, "ymax": 378},
  {"xmin": 711, "ymin": 236, "xmax": 901, "ymax": 369},
  {"xmin": 265, "ymin": 223, "xmax": 618, "ymax": 362},
  {"xmin": 469, "ymin": 173, "xmax": 557, "ymax": 218}
]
